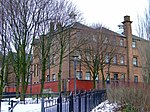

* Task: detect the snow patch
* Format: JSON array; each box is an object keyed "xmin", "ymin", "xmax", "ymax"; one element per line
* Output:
[{"xmin": 91, "ymin": 100, "xmax": 118, "ymax": 112}]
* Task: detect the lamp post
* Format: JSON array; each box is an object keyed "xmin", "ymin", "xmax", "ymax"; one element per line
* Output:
[{"xmin": 73, "ymin": 55, "xmax": 78, "ymax": 96}]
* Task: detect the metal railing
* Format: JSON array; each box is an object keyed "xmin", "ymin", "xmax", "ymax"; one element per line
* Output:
[{"xmin": 41, "ymin": 89, "xmax": 107, "ymax": 112}]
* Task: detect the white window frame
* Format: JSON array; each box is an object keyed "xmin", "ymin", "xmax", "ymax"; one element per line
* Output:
[
  {"xmin": 132, "ymin": 41, "xmax": 136, "ymax": 48},
  {"xmin": 104, "ymin": 37, "xmax": 108, "ymax": 43},
  {"xmin": 52, "ymin": 74, "xmax": 56, "ymax": 81},
  {"xmin": 85, "ymin": 72, "xmax": 91, "ymax": 80},
  {"xmin": 52, "ymin": 54, "xmax": 56, "ymax": 65},
  {"xmin": 113, "ymin": 55, "xmax": 117, "ymax": 64},
  {"xmin": 120, "ymin": 56, "xmax": 124, "ymax": 64},
  {"xmin": 133, "ymin": 57, "xmax": 138, "ymax": 66},
  {"xmin": 77, "ymin": 71, "xmax": 82, "ymax": 80},
  {"xmin": 134, "ymin": 75, "xmax": 138, "ymax": 83},
  {"xmin": 47, "ymin": 74, "xmax": 50, "ymax": 82},
  {"xmin": 120, "ymin": 39, "xmax": 124, "ymax": 46},
  {"xmin": 121, "ymin": 74, "xmax": 125, "ymax": 80},
  {"xmin": 105, "ymin": 54, "xmax": 109, "ymax": 63}
]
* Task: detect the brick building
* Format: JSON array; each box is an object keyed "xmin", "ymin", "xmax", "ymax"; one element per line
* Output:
[{"xmin": 5, "ymin": 15, "xmax": 149, "ymax": 93}]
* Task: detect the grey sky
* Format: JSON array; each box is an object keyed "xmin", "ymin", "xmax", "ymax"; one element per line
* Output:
[{"xmin": 71, "ymin": 0, "xmax": 148, "ymax": 35}]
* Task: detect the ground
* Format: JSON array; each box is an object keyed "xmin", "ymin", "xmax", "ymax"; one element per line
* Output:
[{"xmin": 1, "ymin": 98, "xmax": 118, "ymax": 112}]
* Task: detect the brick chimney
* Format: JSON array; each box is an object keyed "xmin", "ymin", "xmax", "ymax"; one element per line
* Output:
[{"xmin": 122, "ymin": 15, "xmax": 133, "ymax": 83}]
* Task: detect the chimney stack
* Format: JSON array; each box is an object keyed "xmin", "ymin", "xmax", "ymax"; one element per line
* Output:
[{"xmin": 122, "ymin": 15, "xmax": 133, "ymax": 83}]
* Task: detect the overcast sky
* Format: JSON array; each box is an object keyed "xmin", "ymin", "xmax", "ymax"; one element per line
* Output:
[{"xmin": 71, "ymin": 0, "xmax": 148, "ymax": 35}]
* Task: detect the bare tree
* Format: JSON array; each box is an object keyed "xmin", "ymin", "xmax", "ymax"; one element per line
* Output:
[
  {"xmin": 49, "ymin": 0, "xmax": 83, "ymax": 92},
  {"xmin": 0, "ymin": 0, "xmax": 57, "ymax": 99},
  {"xmin": 137, "ymin": 0, "xmax": 150, "ymax": 84},
  {"xmin": 0, "ymin": 1, "xmax": 10, "ymax": 111},
  {"xmin": 33, "ymin": 22, "xmax": 55, "ymax": 94},
  {"xmin": 78, "ymin": 25, "xmax": 123, "ymax": 88},
  {"xmin": 31, "ymin": 0, "xmax": 83, "ymax": 93}
]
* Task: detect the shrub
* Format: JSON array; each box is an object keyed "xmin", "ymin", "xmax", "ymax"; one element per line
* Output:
[{"xmin": 107, "ymin": 83, "xmax": 150, "ymax": 112}]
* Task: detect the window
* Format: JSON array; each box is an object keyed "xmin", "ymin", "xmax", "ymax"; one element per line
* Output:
[
  {"xmin": 86, "ymin": 55, "xmax": 90, "ymax": 61},
  {"xmin": 92, "ymin": 35, "xmax": 96, "ymax": 42},
  {"xmin": 120, "ymin": 39, "xmax": 124, "ymax": 46},
  {"xmin": 121, "ymin": 74, "xmax": 125, "ymax": 81},
  {"xmin": 133, "ymin": 57, "xmax": 138, "ymax": 66},
  {"xmin": 120, "ymin": 56, "xmax": 124, "ymax": 64},
  {"xmin": 76, "ymin": 71, "xmax": 82, "ymax": 80},
  {"xmin": 47, "ymin": 75, "xmax": 50, "ymax": 82},
  {"xmin": 114, "ymin": 73, "xmax": 118, "ymax": 80},
  {"xmin": 104, "ymin": 37, "xmax": 108, "ymax": 43},
  {"xmin": 113, "ymin": 55, "xmax": 117, "ymax": 64},
  {"xmin": 52, "ymin": 54, "xmax": 56, "ymax": 65},
  {"xmin": 85, "ymin": 72, "xmax": 91, "ymax": 80},
  {"xmin": 134, "ymin": 75, "xmax": 138, "ymax": 83},
  {"xmin": 47, "ymin": 58, "xmax": 50, "ymax": 68},
  {"xmin": 132, "ymin": 41, "xmax": 136, "ymax": 48},
  {"xmin": 85, "ymin": 50, "xmax": 90, "ymax": 61},
  {"xmin": 105, "ymin": 54, "xmax": 109, "ymax": 63},
  {"xmin": 52, "ymin": 74, "xmax": 56, "ymax": 81},
  {"xmin": 112, "ymin": 37, "xmax": 116, "ymax": 45}
]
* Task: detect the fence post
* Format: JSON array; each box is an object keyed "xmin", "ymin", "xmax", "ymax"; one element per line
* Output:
[
  {"xmin": 93, "ymin": 90, "xmax": 96, "ymax": 108},
  {"xmin": 57, "ymin": 93, "xmax": 62, "ymax": 112},
  {"xmin": 41, "ymin": 97, "xmax": 45, "ymax": 112},
  {"xmin": 96, "ymin": 90, "xmax": 98, "ymax": 106},
  {"xmin": 57, "ymin": 97, "xmax": 59, "ymax": 112},
  {"xmin": 60, "ymin": 93, "xmax": 62, "ymax": 112},
  {"xmin": 69, "ymin": 92, "xmax": 73, "ymax": 112},
  {"xmin": 98, "ymin": 90, "xmax": 101, "ymax": 104},
  {"xmin": 88, "ymin": 91, "xmax": 91, "ymax": 111},
  {"xmin": 37, "ymin": 94, "xmax": 38, "ymax": 104},
  {"xmin": 11, "ymin": 100, "xmax": 13, "ymax": 112},
  {"xmin": 8, "ymin": 97, "xmax": 11, "ymax": 105},
  {"xmin": 78, "ymin": 92, "xmax": 81, "ymax": 112},
  {"xmin": 8, "ymin": 100, "xmax": 13, "ymax": 112},
  {"xmin": 91, "ymin": 91, "xmax": 93, "ymax": 109},
  {"xmin": 85, "ymin": 92, "xmax": 87, "ymax": 112}
]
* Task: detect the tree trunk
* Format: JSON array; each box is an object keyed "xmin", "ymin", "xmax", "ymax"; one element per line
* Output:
[
  {"xmin": 92, "ymin": 71, "xmax": 96, "ymax": 89},
  {"xmin": 21, "ymin": 46, "xmax": 27, "ymax": 101},
  {"xmin": 16, "ymin": 77, "xmax": 20, "ymax": 98},
  {"xmin": 92, "ymin": 78, "xmax": 96, "ymax": 89},
  {"xmin": 40, "ymin": 58, "xmax": 46, "ymax": 95},
  {"xmin": 101, "ymin": 68, "xmax": 106, "ymax": 88},
  {"xmin": 58, "ymin": 52, "xmax": 63, "ymax": 92}
]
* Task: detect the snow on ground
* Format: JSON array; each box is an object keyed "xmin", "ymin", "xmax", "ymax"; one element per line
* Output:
[
  {"xmin": 1, "ymin": 98, "xmax": 117, "ymax": 112},
  {"xmin": 1, "ymin": 98, "xmax": 41, "ymax": 112},
  {"xmin": 91, "ymin": 100, "xmax": 119, "ymax": 112},
  {"xmin": 3, "ymin": 103, "xmax": 41, "ymax": 112}
]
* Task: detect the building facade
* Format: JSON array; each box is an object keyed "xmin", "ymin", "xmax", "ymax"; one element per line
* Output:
[
  {"xmin": 5, "ymin": 16, "xmax": 149, "ymax": 93},
  {"xmin": 31, "ymin": 16, "xmax": 145, "ymax": 86}
]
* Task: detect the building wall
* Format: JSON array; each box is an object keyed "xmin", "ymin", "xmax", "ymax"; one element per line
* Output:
[
  {"xmin": 5, "ymin": 16, "xmax": 148, "ymax": 91},
  {"xmin": 31, "ymin": 17, "xmax": 144, "ymax": 85}
]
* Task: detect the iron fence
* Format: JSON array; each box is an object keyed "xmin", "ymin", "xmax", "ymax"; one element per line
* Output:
[
  {"xmin": 41, "ymin": 89, "xmax": 107, "ymax": 112},
  {"xmin": 0, "ymin": 90, "xmax": 106, "ymax": 112}
]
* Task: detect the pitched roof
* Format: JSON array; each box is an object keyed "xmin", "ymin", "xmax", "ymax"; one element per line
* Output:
[{"xmin": 72, "ymin": 22, "xmax": 125, "ymax": 38}]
